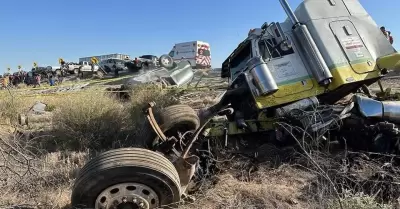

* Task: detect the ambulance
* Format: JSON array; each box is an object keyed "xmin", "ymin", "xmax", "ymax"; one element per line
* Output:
[{"xmin": 167, "ymin": 41, "xmax": 211, "ymax": 69}]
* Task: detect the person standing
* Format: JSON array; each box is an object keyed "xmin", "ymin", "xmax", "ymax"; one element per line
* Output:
[
  {"xmin": 34, "ymin": 73, "xmax": 41, "ymax": 88},
  {"xmin": 49, "ymin": 75, "xmax": 55, "ymax": 86},
  {"xmin": 134, "ymin": 57, "xmax": 140, "ymax": 71},
  {"xmin": 380, "ymin": 26, "xmax": 394, "ymax": 44},
  {"xmin": 388, "ymin": 31, "xmax": 394, "ymax": 45},
  {"xmin": 380, "ymin": 26, "xmax": 389, "ymax": 38},
  {"xmin": 3, "ymin": 75, "xmax": 9, "ymax": 88}
]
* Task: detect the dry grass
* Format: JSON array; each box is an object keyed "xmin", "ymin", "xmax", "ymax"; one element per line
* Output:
[
  {"xmin": 49, "ymin": 93, "xmax": 129, "ymax": 151},
  {"xmin": 0, "ymin": 84, "xmax": 399, "ymax": 209},
  {"xmin": 0, "ymin": 132, "xmax": 88, "ymax": 208},
  {"xmin": 180, "ymin": 165, "xmax": 315, "ymax": 209},
  {"xmin": 0, "ymin": 85, "xmax": 181, "ymax": 208}
]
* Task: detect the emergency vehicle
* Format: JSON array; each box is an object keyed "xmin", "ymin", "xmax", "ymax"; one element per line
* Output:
[{"xmin": 168, "ymin": 41, "xmax": 211, "ymax": 69}]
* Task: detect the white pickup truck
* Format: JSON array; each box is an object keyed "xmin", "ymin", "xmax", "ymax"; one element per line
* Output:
[
  {"xmin": 79, "ymin": 61, "xmax": 106, "ymax": 77},
  {"xmin": 61, "ymin": 62, "xmax": 81, "ymax": 74}
]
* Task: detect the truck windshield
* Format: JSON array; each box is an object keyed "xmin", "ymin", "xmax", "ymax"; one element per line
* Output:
[
  {"xmin": 259, "ymin": 38, "xmax": 295, "ymax": 59},
  {"xmin": 229, "ymin": 42, "xmax": 251, "ymax": 79},
  {"xmin": 168, "ymin": 51, "xmax": 174, "ymax": 57}
]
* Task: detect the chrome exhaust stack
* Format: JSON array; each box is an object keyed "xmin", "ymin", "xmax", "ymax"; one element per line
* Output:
[
  {"xmin": 278, "ymin": 0, "xmax": 333, "ymax": 86},
  {"xmin": 278, "ymin": 0, "xmax": 299, "ymax": 25}
]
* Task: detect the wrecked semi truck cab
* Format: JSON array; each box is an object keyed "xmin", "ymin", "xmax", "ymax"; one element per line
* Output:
[
  {"xmin": 211, "ymin": 0, "xmax": 400, "ymax": 136},
  {"xmin": 221, "ymin": 0, "xmax": 396, "ymax": 108},
  {"xmin": 70, "ymin": 1, "xmax": 400, "ymax": 209}
]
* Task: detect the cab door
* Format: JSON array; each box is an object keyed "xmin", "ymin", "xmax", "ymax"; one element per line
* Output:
[{"xmin": 329, "ymin": 20, "xmax": 374, "ymax": 74}]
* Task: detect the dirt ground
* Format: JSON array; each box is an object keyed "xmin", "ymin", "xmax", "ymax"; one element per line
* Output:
[{"xmin": 0, "ymin": 74, "xmax": 399, "ymax": 209}]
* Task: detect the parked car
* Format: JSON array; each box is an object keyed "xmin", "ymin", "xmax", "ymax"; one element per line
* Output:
[
  {"xmin": 138, "ymin": 55, "xmax": 158, "ymax": 67},
  {"xmin": 99, "ymin": 58, "xmax": 128, "ymax": 73},
  {"xmin": 125, "ymin": 55, "xmax": 159, "ymax": 72},
  {"xmin": 32, "ymin": 67, "xmax": 53, "ymax": 78}
]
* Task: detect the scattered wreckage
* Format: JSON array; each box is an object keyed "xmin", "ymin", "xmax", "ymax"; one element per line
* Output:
[
  {"xmin": 108, "ymin": 55, "xmax": 198, "ymax": 98},
  {"xmin": 71, "ymin": 0, "xmax": 400, "ymax": 208},
  {"xmin": 125, "ymin": 57, "xmax": 194, "ymax": 87},
  {"xmin": 122, "ymin": 54, "xmax": 227, "ymax": 90}
]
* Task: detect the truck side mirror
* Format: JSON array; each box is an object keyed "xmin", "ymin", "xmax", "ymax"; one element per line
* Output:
[{"xmin": 269, "ymin": 22, "xmax": 287, "ymax": 43}]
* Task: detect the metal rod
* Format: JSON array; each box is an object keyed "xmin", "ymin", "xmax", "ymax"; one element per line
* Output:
[
  {"xmin": 378, "ymin": 80, "xmax": 385, "ymax": 93},
  {"xmin": 278, "ymin": 0, "xmax": 299, "ymax": 25}
]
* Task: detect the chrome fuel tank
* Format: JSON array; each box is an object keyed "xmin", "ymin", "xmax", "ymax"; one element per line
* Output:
[
  {"xmin": 354, "ymin": 95, "xmax": 400, "ymax": 123},
  {"xmin": 382, "ymin": 102, "xmax": 400, "ymax": 123},
  {"xmin": 247, "ymin": 56, "xmax": 279, "ymax": 96}
]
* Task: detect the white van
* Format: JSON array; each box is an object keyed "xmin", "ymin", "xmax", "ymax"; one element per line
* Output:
[{"xmin": 168, "ymin": 41, "xmax": 211, "ymax": 69}]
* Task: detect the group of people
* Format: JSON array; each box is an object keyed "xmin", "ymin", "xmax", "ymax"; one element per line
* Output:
[
  {"xmin": 1, "ymin": 72, "xmax": 28, "ymax": 89},
  {"xmin": 29, "ymin": 73, "xmax": 64, "ymax": 88},
  {"xmin": 380, "ymin": 26, "xmax": 394, "ymax": 45},
  {"xmin": 1, "ymin": 71, "xmax": 64, "ymax": 89}
]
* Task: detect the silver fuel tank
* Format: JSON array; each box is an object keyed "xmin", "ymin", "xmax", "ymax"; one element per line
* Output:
[
  {"xmin": 354, "ymin": 95, "xmax": 400, "ymax": 123},
  {"xmin": 247, "ymin": 56, "xmax": 279, "ymax": 96}
]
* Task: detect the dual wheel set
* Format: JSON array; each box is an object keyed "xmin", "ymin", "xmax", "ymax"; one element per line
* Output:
[{"xmin": 71, "ymin": 104, "xmax": 201, "ymax": 209}]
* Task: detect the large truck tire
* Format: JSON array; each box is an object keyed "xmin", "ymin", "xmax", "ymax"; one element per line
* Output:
[
  {"xmin": 71, "ymin": 147, "xmax": 181, "ymax": 209},
  {"xmin": 142, "ymin": 104, "xmax": 200, "ymax": 148}
]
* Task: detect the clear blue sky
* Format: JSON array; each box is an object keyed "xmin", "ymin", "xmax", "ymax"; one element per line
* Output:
[{"xmin": 0, "ymin": 0, "xmax": 398, "ymax": 73}]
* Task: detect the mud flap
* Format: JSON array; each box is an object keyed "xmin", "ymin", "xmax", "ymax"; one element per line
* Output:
[{"xmin": 173, "ymin": 155, "xmax": 199, "ymax": 195}]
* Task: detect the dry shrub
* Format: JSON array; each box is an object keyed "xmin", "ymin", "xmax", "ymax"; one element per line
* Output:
[
  {"xmin": 0, "ymin": 132, "xmax": 88, "ymax": 208},
  {"xmin": 0, "ymin": 91, "xmax": 72, "ymax": 123},
  {"xmin": 0, "ymin": 151, "xmax": 87, "ymax": 208},
  {"xmin": 49, "ymin": 92, "xmax": 130, "ymax": 151},
  {"xmin": 128, "ymin": 84, "xmax": 181, "ymax": 117},
  {"xmin": 0, "ymin": 85, "xmax": 183, "ymax": 151},
  {"xmin": 0, "ymin": 94, "xmax": 24, "ymax": 123},
  {"xmin": 291, "ymin": 148, "xmax": 400, "ymax": 209}
]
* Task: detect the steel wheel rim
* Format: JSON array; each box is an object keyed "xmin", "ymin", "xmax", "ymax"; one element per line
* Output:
[
  {"xmin": 95, "ymin": 183, "xmax": 160, "ymax": 209},
  {"xmin": 161, "ymin": 57, "xmax": 170, "ymax": 66}
]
